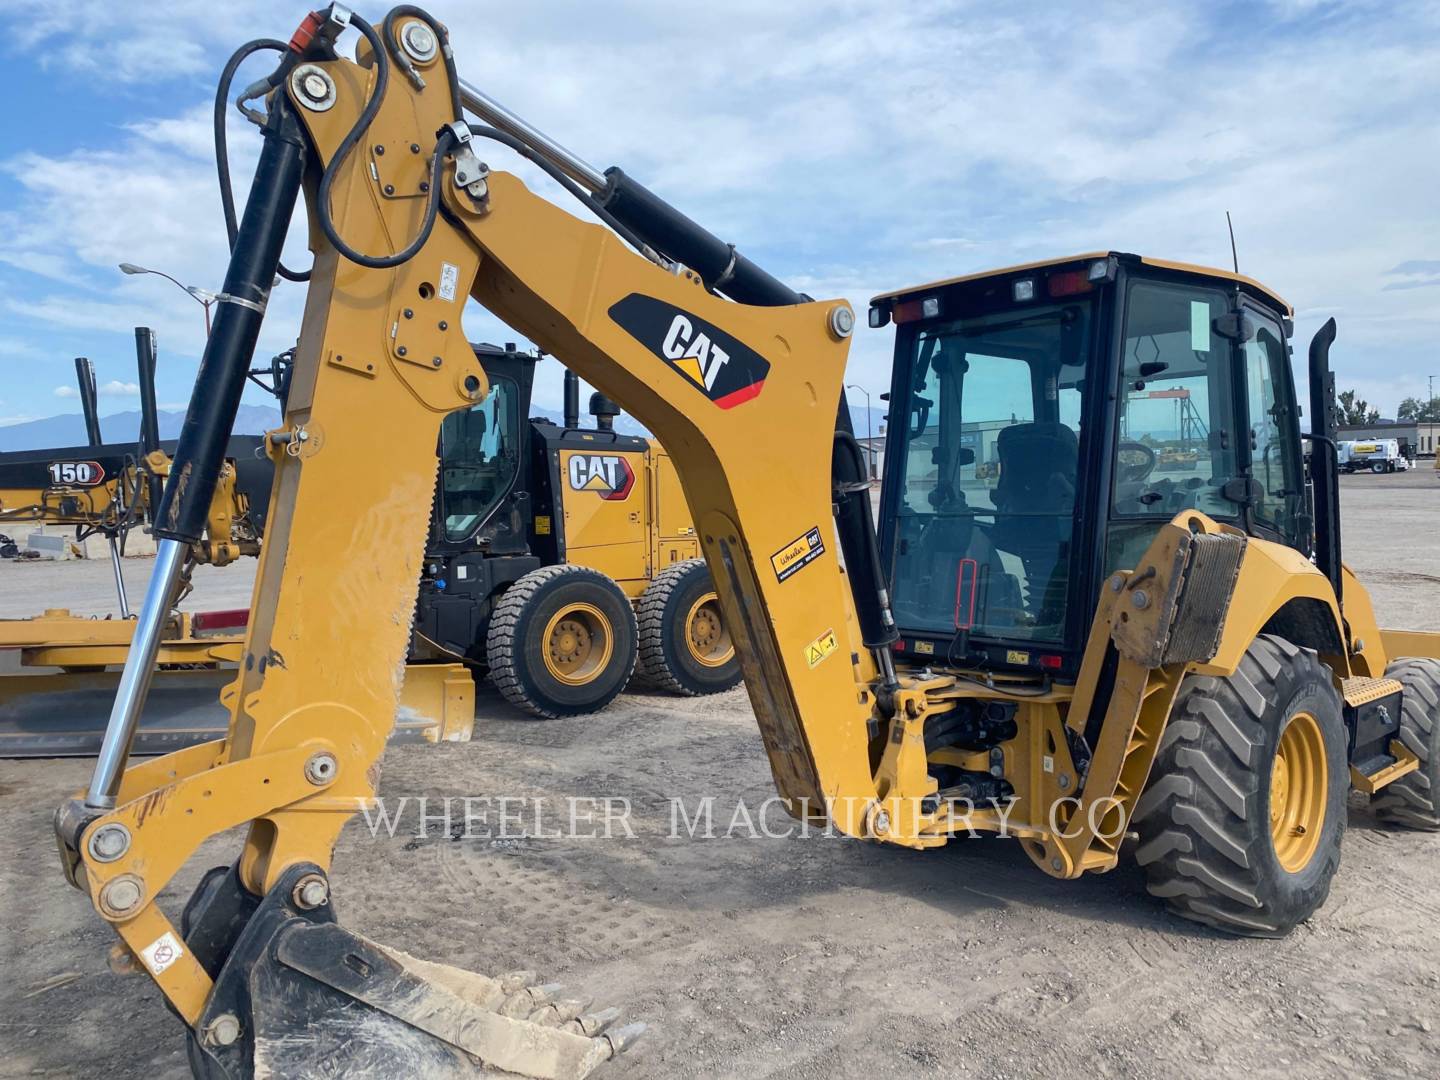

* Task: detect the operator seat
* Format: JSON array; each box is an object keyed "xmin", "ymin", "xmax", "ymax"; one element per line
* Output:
[{"xmin": 990, "ymin": 422, "xmax": 1079, "ymax": 629}]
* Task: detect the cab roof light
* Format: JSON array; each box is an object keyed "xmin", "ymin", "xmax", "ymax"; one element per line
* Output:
[
  {"xmin": 892, "ymin": 295, "xmax": 942, "ymax": 323},
  {"xmin": 1046, "ymin": 269, "xmax": 1093, "ymax": 297},
  {"xmin": 1088, "ymin": 256, "xmax": 1117, "ymax": 282},
  {"xmin": 1012, "ymin": 278, "xmax": 1036, "ymax": 302},
  {"xmin": 868, "ymin": 304, "xmax": 891, "ymax": 328}
]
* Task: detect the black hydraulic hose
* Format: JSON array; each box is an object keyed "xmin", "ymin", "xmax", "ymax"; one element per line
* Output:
[
  {"xmin": 214, "ymin": 37, "xmax": 310, "ymax": 283},
  {"xmin": 383, "ymin": 6, "xmax": 463, "ymax": 118},
  {"xmin": 313, "ymin": 10, "xmax": 456, "ymax": 268}
]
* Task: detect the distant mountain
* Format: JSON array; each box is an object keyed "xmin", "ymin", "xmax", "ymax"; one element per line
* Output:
[
  {"xmin": 0, "ymin": 400, "xmax": 886, "ymax": 454},
  {"xmin": 0, "ymin": 405, "xmax": 284, "ymax": 453},
  {"xmin": 0, "ymin": 406, "xmax": 285, "ymax": 457}
]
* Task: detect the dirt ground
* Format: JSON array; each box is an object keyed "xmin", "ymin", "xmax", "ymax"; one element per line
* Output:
[{"xmin": 2, "ymin": 471, "xmax": 1439, "ymax": 1079}]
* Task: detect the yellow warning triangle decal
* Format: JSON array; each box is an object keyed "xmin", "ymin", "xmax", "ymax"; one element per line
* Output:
[{"xmin": 674, "ymin": 354, "xmax": 705, "ymax": 386}]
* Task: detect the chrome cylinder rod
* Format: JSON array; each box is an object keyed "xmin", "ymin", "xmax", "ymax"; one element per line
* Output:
[
  {"xmin": 107, "ymin": 537, "xmax": 131, "ymax": 620},
  {"xmin": 458, "ymin": 78, "xmax": 606, "ymax": 193},
  {"xmin": 84, "ymin": 537, "xmax": 187, "ymax": 808}
]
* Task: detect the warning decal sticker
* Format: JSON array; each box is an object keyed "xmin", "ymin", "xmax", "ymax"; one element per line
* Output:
[
  {"xmin": 770, "ymin": 526, "xmax": 825, "ymax": 583},
  {"xmin": 805, "ymin": 628, "xmax": 839, "ymax": 669},
  {"xmin": 141, "ymin": 931, "xmax": 185, "ymax": 976}
]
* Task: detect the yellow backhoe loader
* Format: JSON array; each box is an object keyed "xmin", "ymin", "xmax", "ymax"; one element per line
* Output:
[{"xmin": 53, "ymin": 7, "xmax": 1440, "ymax": 1077}]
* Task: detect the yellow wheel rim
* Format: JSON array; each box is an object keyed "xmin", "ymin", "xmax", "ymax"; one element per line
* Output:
[
  {"xmin": 541, "ymin": 603, "xmax": 612, "ymax": 685},
  {"xmin": 1269, "ymin": 711, "xmax": 1327, "ymax": 873},
  {"xmin": 684, "ymin": 592, "xmax": 734, "ymax": 668}
]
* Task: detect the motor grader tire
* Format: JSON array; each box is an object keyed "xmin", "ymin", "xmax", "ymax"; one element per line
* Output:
[
  {"xmin": 487, "ymin": 565, "xmax": 637, "ymax": 719},
  {"xmin": 1371, "ymin": 657, "xmax": 1440, "ymax": 830},
  {"xmin": 636, "ymin": 559, "xmax": 741, "ymax": 696},
  {"xmin": 1133, "ymin": 634, "xmax": 1347, "ymax": 937}
]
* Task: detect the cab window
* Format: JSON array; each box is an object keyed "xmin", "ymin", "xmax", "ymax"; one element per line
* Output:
[
  {"xmin": 1244, "ymin": 307, "xmax": 1303, "ymax": 542},
  {"xmin": 1106, "ymin": 280, "xmax": 1238, "ymax": 573},
  {"xmin": 439, "ymin": 377, "xmax": 518, "ymax": 541},
  {"xmin": 888, "ymin": 297, "xmax": 1094, "ymax": 646}
]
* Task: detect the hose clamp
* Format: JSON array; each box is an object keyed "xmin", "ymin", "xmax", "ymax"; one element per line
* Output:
[
  {"xmin": 216, "ymin": 291, "xmax": 268, "ymax": 315},
  {"xmin": 445, "ymin": 121, "xmax": 490, "ymax": 205}
]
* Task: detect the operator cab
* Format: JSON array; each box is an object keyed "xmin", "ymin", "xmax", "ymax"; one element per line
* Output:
[{"xmin": 871, "ymin": 252, "xmax": 1301, "ymax": 676}]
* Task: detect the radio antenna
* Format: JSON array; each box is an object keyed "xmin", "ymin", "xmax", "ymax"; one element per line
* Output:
[{"xmin": 1225, "ymin": 210, "xmax": 1239, "ymax": 274}]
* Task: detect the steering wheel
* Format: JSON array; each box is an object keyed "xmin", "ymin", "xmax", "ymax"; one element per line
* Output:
[{"xmin": 1116, "ymin": 441, "xmax": 1158, "ymax": 484}]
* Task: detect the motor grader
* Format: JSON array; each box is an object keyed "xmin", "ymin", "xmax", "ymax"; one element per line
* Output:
[
  {"xmin": 53, "ymin": 6, "xmax": 1440, "ymax": 1077},
  {"xmin": 3, "ymin": 337, "xmax": 735, "ymax": 753},
  {"xmin": 0, "ymin": 338, "xmax": 266, "ymax": 609}
]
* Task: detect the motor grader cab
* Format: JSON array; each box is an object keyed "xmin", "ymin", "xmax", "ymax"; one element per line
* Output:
[
  {"xmin": 415, "ymin": 349, "xmax": 739, "ymax": 716},
  {"xmin": 52, "ymin": 7, "xmax": 1440, "ymax": 1077}
]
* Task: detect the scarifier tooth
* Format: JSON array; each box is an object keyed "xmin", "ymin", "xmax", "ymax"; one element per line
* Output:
[
  {"xmin": 603, "ymin": 1022, "xmax": 648, "ymax": 1056},
  {"xmin": 499, "ymin": 970, "xmax": 538, "ymax": 992},
  {"xmin": 572, "ymin": 1006, "xmax": 622, "ymax": 1037}
]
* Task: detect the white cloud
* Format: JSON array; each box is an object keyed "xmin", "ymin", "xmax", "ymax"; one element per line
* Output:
[
  {"xmin": 0, "ymin": 0, "xmax": 1437, "ymax": 421},
  {"xmin": 99, "ymin": 379, "xmax": 140, "ymax": 396},
  {"xmin": 52, "ymin": 385, "xmax": 77, "ymax": 399}
]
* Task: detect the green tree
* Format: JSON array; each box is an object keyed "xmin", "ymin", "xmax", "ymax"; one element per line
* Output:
[
  {"xmin": 1337, "ymin": 388, "xmax": 1380, "ymax": 425},
  {"xmin": 1397, "ymin": 396, "xmax": 1440, "ymax": 422}
]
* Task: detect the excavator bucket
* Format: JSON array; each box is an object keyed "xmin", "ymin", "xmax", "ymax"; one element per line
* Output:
[{"xmin": 175, "ymin": 864, "xmax": 642, "ymax": 1079}]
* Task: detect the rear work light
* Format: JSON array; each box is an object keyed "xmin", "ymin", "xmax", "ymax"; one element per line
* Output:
[
  {"xmin": 1046, "ymin": 269, "xmax": 1093, "ymax": 297},
  {"xmin": 1012, "ymin": 278, "xmax": 1036, "ymax": 302},
  {"xmin": 893, "ymin": 295, "xmax": 941, "ymax": 323}
]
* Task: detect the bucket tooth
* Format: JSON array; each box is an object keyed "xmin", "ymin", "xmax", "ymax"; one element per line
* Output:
[
  {"xmin": 260, "ymin": 924, "xmax": 636, "ymax": 1078},
  {"xmin": 571, "ymin": 1007, "xmax": 621, "ymax": 1038},
  {"xmin": 531, "ymin": 999, "xmax": 592, "ymax": 1026}
]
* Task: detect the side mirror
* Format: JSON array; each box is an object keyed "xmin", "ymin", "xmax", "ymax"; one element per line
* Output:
[
  {"xmin": 1213, "ymin": 311, "xmax": 1257, "ymax": 342},
  {"xmin": 1137, "ymin": 360, "xmax": 1169, "ymax": 378}
]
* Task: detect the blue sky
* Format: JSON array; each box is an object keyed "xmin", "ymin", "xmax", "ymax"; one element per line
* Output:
[{"xmin": 0, "ymin": 0, "xmax": 1436, "ymax": 435}]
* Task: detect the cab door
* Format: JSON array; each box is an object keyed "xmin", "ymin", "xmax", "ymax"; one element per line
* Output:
[{"xmin": 1237, "ymin": 301, "xmax": 1305, "ymax": 547}]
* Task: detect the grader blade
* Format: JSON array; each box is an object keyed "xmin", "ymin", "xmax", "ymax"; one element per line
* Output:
[{"xmin": 183, "ymin": 864, "xmax": 641, "ymax": 1080}]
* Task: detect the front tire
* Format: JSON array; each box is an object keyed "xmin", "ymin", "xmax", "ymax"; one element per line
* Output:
[
  {"xmin": 636, "ymin": 559, "xmax": 741, "ymax": 696},
  {"xmin": 486, "ymin": 565, "xmax": 638, "ymax": 719},
  {"xmin": 1371, "ymin": 658, "xmax": 1440, "ymax": 830},
  {"xmin": 1133, "ymin": 635, "xmax": 1347, "ymax": 937}
]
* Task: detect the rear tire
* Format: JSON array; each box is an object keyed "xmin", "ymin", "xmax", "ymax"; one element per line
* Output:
[
  {"xmin": 1371, "ymin": 658, "xmax": 1440, "ymax": 830},
  {"xmin": 1372, "ymin": 461, "xmax": 1386, "ymax": 474},
  {"xmin": 636, "ymin": 559, "xmax": 741, "ymax": 696},
  {"xmin": 486, "ymin": 565, "xmax": 637, "ymax": 719},
  {"xmin": 1132, "ymin": 635, "xmax": 1347, "ymax": 937}
]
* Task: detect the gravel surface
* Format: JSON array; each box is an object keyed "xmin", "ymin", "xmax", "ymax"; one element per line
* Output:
[{"xmin": 2, "ymin": 470, "xmax": 1438, "ymax": 1078}]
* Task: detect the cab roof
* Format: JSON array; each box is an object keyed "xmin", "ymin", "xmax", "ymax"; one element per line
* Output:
[{"xmin": 871, "ymin": 252, "xmax": 1293, "ymax": 316}]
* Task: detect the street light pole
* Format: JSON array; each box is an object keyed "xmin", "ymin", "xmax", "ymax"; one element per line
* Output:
[
  {"xmin": 846, "ymin": 383, "xmax": 875, "ymax": 480},
  {"xmin": 117, "ymin": 262, "xmax": 217, "ymax": 335}
]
